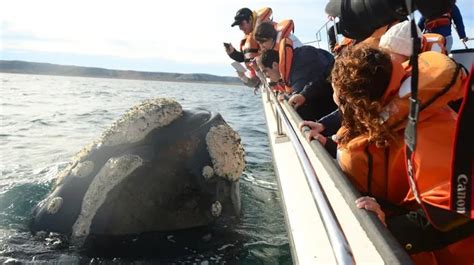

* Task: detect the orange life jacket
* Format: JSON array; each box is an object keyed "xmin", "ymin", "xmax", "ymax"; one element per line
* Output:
[
  {"xmin": 239, "ymin": 7, "xmax": 273, "ymax": 69},
  {"xmin": 266, "ymin": 20, "xmax": 295, "ymax": 93},
  {"xmin": 422, "ymin": 33, "xmax": 447, "ymax": 54},
  {"xmin": 333, "ymin": 37, "xmax": 356, "ymax": 54},
  {"xmin": 337, "ymin": 51, "xmax": 470, "ymax": 265},
  {"xmin": 425, "ymin": 12, "xmax": 452, "ymax": 31},
  {"xmin": 361, "ymin": 23, "xmax": 394, "ymax": 48},
  {"xmin": 273, "ymin": 19, "xmax": 294, "ymax": 50},
  {"xmin": 277, "ymin": 37, "xmax": 294, "ymax": 93},
  {"xmin": 336, "ymin": 52, "xmax": 466, "ymax": 208}
]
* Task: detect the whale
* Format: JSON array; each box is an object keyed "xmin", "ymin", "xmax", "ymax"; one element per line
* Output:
[{"xmin": 29, "ymin": 98, "xmax": 245, "ymax": 243}]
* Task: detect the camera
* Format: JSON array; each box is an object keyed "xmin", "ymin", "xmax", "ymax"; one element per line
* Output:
[{"xmin": 325, "ymin": 0, "xmax": 455, "ymax": 40}]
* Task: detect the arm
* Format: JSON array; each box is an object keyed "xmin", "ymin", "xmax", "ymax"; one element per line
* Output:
[
  {"xmin": 451, "ymin": 5, "xmax": 467, "ymax": 40},
  {"xmin": 298, "ymin": 120, "xmax": 338, "ymax": 158},
  {"xmin": 237, "ymin": 72, "xmax": 261, "ymax": 88},
  {"xmin": 225, "ymin": 43, "xmax": 245, "ymax": 62},
  {"xmin": 386, "ymin": 209, "xmax": 474, "ymax": 254},
  {"xmin": 300, "ymin": 80, "xmax": 333, "ymax": 103},
  {"xmin": 418, "ymin": 16, "xmax": 426, "ymax": 32},
  {"xmin": 318, "ymin": 109, "xmax": 341, "ymax": 136},
  {"xmin": 229, "ymin": 50, "xmax": 245, "ymax": 62}
]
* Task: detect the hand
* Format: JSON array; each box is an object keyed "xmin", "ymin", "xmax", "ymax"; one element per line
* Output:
[
  {"xmin": 356, "ymin": 196, "xmax": 386, "ymax": 226},
  {"xmin": 288, "ymin": 94, "xmax": 306, "ymax": 109},
  {"xmin": 253, "ymin": 87, "xmax": 259, "ymax": 95},
  {"xmin": 298, "ymin": 121, "xmax": 325, "ymax": 133},
  {"xmin": 250, "ymin": 59, "xmax": 258, "ymax": 71},
  {"xmin": 461, "ymin": 37, "xmax": 469, "ymax": 42},
  {"xmin": 307, "ymin": 132, "xmax": 327, "ymax": 145},
  {"xmin": 277, "ymin": 93, "xmax": 285, "ymax": 102},
  {"xmin": 225, "ymin": 43, "xmax": 235, "ymax": 55}
]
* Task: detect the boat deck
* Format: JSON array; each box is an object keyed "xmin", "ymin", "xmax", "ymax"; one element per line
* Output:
[{"xmin": 260, "ymin": 88, "xmax": 412, "ymax": 265}]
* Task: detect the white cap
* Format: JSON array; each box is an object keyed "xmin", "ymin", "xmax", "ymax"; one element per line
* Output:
[{"xmin": 379, "ymin": 21, "xmax": 422, "ymax": 57}]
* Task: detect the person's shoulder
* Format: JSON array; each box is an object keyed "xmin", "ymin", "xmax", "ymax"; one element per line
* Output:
[
  {"xmin": 295, "ymin": 45, "xmax": 327, "ymax": 54},
  {"xmin": 295, "ymin": 45, "xmax": 333, "ymax": 61}
]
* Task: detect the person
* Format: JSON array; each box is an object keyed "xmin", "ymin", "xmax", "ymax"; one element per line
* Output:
[
  {"xmin": 225, "ymin": 7, "xmax": 273, "ymax": 88},
  {"xmin": 418, "ymin": 3, "xmax": 468, "ymax": 53},
  {"xmin": 254, "ymin": 20, "xmax": 302, "ymax": 52},
  {"xmin": 258, "ymin": 46, "xmax": 337, "ymax": 121},
  {"xmin": 299, "ymin": 20, "xmax": 425, "ymax": 154},
  {"xmin": 379, "ymin": 20, "xmax": 422, "ymax": 63},
  {"xmin": 331, "ymin": 45, "xmax": 472, "ymax": 265}
]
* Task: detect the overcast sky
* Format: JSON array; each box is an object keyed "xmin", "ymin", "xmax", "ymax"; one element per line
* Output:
[{"xmin": 1, "ymin": 0, "xmax": 473, "ymax": 76}]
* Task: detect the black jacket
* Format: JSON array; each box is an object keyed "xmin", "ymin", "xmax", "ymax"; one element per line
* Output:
[{"xmin": 288, "ymin": 46, "xmax": 337, "ymax": 120}]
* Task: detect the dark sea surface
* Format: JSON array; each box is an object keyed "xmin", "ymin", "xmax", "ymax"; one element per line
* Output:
[{"xmin": 0, "ymin": 73, "xmax": 291, "ymax": 264}]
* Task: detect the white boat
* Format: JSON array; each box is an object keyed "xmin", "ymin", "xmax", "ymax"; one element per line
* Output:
[{"xmin": 260, "ymin": 86, "xmax": 413, "ymax": 264}]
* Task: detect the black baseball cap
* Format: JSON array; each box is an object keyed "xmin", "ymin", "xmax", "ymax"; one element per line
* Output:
[{"xmin": 231, "ymin": 8, "xmax": 252, "ymax": 27}]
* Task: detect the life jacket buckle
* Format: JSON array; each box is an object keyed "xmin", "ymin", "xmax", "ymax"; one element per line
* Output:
[
  {"xmin": 407, "ymin": 97, "xmax": 420, "ymax": 121},
  {"xmin": 404, "ymin": 97, "xmax": 420, "ymax": 151}
]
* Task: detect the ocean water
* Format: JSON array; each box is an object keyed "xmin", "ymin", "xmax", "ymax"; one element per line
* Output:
[{"xmin": 0, "ymin": 73, "xmax": 291, "ymax": 264}]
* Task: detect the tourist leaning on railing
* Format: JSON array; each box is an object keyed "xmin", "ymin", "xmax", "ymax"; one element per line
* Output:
[
  {"xmin": 257, "ymin": 47, "xmax": 337, "ymax": 121},
  {"xmin": 299, "ymin": 21, "xmax": 420, "ymax": 158},
  {"xmin": 225, "ymin": 7, "xmax": 273, "ymax": 89},
  {"xmin": 331, "ymin": 45, "xmax": 472, "ymax": 265}
]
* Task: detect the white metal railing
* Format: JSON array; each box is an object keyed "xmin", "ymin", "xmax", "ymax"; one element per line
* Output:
[
  {"xmin": 265, "ymin": 87, "xmax": 355, "ymax": 265},
  {"xmin": 302, "ymin": 19, "xmax": 338, "ymax": 51}
]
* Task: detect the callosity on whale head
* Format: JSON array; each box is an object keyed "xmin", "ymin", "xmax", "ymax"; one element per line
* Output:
[{"xmin": 30, "ymin": 97, "xmax": 245, "ymax": 241}]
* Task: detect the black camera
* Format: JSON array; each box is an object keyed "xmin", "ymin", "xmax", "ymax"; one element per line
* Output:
[{"xmin": 325, "ymin": 0, "xmax": 455, "ymax": 40}]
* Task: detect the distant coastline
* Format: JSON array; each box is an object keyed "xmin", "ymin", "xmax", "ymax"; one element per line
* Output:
[{"xmin": 0, "ymin": 60, "xmax": 241, "ymax": 85}]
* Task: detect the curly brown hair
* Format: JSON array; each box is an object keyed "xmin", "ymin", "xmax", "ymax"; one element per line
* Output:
[{"xmin": 331, "ymin": 45, "xmax": 393, "ymax": 148}]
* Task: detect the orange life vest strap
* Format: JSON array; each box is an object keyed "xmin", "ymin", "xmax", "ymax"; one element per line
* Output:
[
  {"xmin": 425, "ymin": 13, "xmax": 451, "ymax": 30},
  {"xmin": 278, "ymin": 38, "xmax": 294, "ymax": 92},
  {"xmin": 255, "ymin": 7, "xmax": 272, "ymax": 24},
  {"xmin": 275, "ymin": 20, "xmax": 294, "ymax": 43}
]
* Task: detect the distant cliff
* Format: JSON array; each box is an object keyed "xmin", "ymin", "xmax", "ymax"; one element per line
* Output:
[{"xmin": 0, "ymin": 60, "xmax": 241, "ymax": 84}]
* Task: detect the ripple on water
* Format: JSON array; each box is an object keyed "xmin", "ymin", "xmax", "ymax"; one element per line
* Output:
[{"xmin": 0, "ymin": 74, "xmax": 288, "ymax": 263}]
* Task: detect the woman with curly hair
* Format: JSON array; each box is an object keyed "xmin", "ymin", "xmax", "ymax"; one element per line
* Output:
[{"xmin": 332, "ymin": 45, "xmax": 473, "ymax": 265}]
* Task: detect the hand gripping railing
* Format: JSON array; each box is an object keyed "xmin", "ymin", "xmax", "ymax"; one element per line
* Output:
[
  {"xmin": 267, "ymin": 89, "xmax": 355, "ymax": 265},
  {"xmin": 264, "ymin": 87, "xmax": 413, "ymax": 265}
]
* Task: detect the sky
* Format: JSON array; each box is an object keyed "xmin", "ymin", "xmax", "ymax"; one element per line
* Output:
[{"xmin": 1, "ymin": 0, "xmax": 473, "ymax": 76}]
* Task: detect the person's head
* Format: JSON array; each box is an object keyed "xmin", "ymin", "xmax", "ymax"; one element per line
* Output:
[
  {"xmin": 331, "ymin": 45, "xmax": 393, "ymax": 147},
  {"xmin": 379, "ymin": 21, "xmax": 421, "ymax": 63},
  {"xmin": 257, "ymin": 49, "xmax": 281, "ymax": 82},
  {"xmin": 231, "ymin": 8, "xmax": 253, "ymax": 34},
  {"xmin": 255, "ymin": 22, "xmax": 277, "ymax": 50}
]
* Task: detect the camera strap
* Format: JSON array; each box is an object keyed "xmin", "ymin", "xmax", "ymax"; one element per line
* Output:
[{"xmin": 404, "ymin": 1, "xmax": 473, "ymax": 231}]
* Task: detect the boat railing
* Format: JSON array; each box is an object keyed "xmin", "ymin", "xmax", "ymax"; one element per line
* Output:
[
  {"xmin": 263, "ymin": 86, "xmax": 413, "ymax": 265},
  {"xmin": 303, "ymin": 19, "xmax": 338, "ymax": 50},
  {"xmin": 266, "ymin": 88, "xmax": 355, "ymax": 264}
]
